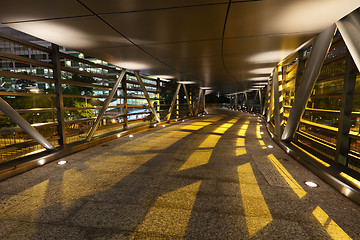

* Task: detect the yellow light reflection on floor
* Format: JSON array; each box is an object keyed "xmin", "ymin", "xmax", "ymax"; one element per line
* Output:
[
  {"xmin": 213, "ymin": 123, "xmax": 234, "ymax": 134},
  {"xmin": 236, "ymin": 148, "xmax": 247, "ymax": 156},
  {"xmin": 132, "ymin": 181, "xmax": 201, "ymax": 238},
  {"xmin": 237, "ymin": 138, "xmax": 245, "ymax": 147},
  {"xmin": 179, "ymin": 149, "xmax": 212, "ymax": 171},
  {"xmin": 238, "ymin": 121, "xmax": 249, "ymax": 137},
  {"xmin": 267, "ymin": 154, "xmax": 307, "ymax": 199},
  {"xmin": 128, "ymin": 131, "xmax": 191, "ymax": 152},
  {"xmin": 312, "ymin": 206, "xmax": 352, "ymax": 240},
  {"xmin": 199, "ymin": 134, "xmax": 221, "ymax": 148},
  {"xmin": 181, "ymin": 122, "xmax": 212, "ymax": 131},
  {"xmin": 259, "ymin": 140, "xmax": 265, "ymax": 146},
  {"xmin": 256, "ymin": 124, "xmax": 262, "ymax": 139},
  {"xmin": 238, "ymin": 163, "xmax": 272, "ymax": 237}
]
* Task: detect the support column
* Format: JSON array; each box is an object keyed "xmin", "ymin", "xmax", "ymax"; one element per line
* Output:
[
  {"xmin": 251, "ymin": 90, "xmax": 258, "ymax": 112},
  {"xmin": 244, "ymin": 92, "xmax": 248, "ymax": 111},
  {"xmin": 281, "ymin": 24, "xmax": 336, "ymax": 141},
  {"xmin": 0, "ymin": 97, "xmax": 55, "ymax": 150},
  {"xmin": 335, "ymin": 52, "xmax": 357, "ymax": 166},
  {"xmin": 235, "ymin": 94, "xmax": 239, "ymax": 110},
  {"xmin": 195, "ymin": 88, "xmax": 203, "ymax": 115},
  {"xmin": 52, "ymin": 44, "xmax": 66, "ymax": 146},
  {"xmin": 273, "ymin": 67, "xmax": 282, "ymax": 137},
  {"xmin": 258, "ymin": 88, "xmax": 263, "ymax": 114},
  {"xmin": 86, "ymin": 69, "xmax": 126, "ymax": 141},
  {"xmin": 182, "ymin": 84, "xmax": 194, "ymax": 116},
  {"xmin": 122, "ymin": 74, "xmax": 128, "ymax": 130},
  {"xmin": 166, "ymin": 83, "xmax": 181, "ymax": 121},
  {"xmin": 134, "ymin": 71, "xmax": 160, "ymax": 123},
  {"xmin": 202, "ymin": 89, "xmax": 206, "ymax": 112}
]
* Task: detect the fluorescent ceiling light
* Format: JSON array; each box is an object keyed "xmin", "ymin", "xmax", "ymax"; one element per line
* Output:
[
  {"xmin": 177, "ymin": 81, "xmax": 196, "ymax": 84},
  {"xmin": 248, "ymin": 50, "xmax": 293, "ymax": 63},
  {"xmin": 247, "ymin": 77, "xmax": 270, "ymax": 81},
  {"xmin": 153, "ymin": 75, "xmax": 175, "ymax": 80},
  {"xmin": 249, "ymin": 68, "xmax": 274, "ymax": 75}
]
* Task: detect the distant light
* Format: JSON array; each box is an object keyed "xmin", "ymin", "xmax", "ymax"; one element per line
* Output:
[
  {"xmin": 177, "ymin": 81, "xmax": 196, "ymax": 84},
  {"xmin": 129, "ymin": 134, "xmax": 134, "ymax": 138},
  {"xmin": 267, "ymin": 145, "xmax": 274, "ymax": 148},
  {"xmin": 304, "ymin": 181, "xmax": 318, "ymax": 188},
  {"xmin": 38, "ymin": 159, "xmax": 45, "ymax": 165},
  {"xmin": 175, "ymin": 119, "xmax": 178, "ymax": 122},
  {"xmin": 117, "ymin": 133, "xmax": 121, "ymax": 137},
  {"xmin": 57, "ymin": 160, "xmax": 67, "ymax": 165}
]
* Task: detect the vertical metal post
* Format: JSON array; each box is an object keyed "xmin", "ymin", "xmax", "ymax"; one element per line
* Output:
[
  {"xmin": 281, "ymin": 24, "xmax": 336, "ymax": 141},
  {"xmin": 0, "ymin": 97, "xmax": 56, "ymax": 150},
  {"xmin": 134, "ymin": 71, "xmax": 161, "ymax": 123},
  {"xmin": 335, "ymin": 52, "xmax": 357, "ymax": 166},
  {"xmin": 267, "ymin": 77, "xmax": 274, "ymax": 122},
  {"xmin": 195, "ymin": 88, "xmax": 203, "ymax": 115},
  {"xmin": 273, "ymin": 67, "xmax": 282, "ymax": 137},
  {"xmin": 244, "ymin": 92, "xmax": 248, "ymax": 111},
  {"xmin": 258, "ymin": 88, "xmax": 263, "ymax": 114},
  {"xmin": 182, "ymin": 84, "xmax": 193, "ymax": 116},
  {"xmin": 202, "ymin": 89, "xmax": 206, "ymax": 112},
  {"xmin": 86, "ymin": 70, "xmax": 126, "ymax": 141},
  {"xmin": 295, "ymin": 50, "xmax": 305, "ymax": 91},
  {"xmin": 235, "ymin": 94, "xmax": 239, "ymax": 110},
  {"xmin": 251, "ymin": 90, "xmax": 258, "ymax": 112},
  {"xmin": 156, "ymin": 78, "xmax": 161, "ymax": 113},
  {"xmin": 166, "ymin": 83, "xmax": 181, "ymax": 121},
  {"xmin": 122, "ymin": 73, "xmax": 128, "ymax": 130},
  {"xmin": 52, "ymin": 44, "xmax": 66, "ymax": 146}
]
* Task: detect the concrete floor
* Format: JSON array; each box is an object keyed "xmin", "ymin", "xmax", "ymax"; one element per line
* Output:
[{"xmin": 0, "ymin": 108, "xmax": 359, "ymax": 239}]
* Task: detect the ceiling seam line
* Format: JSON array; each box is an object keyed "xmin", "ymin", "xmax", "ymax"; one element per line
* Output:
[
  {"xmin": 75, "ymin": 0, "xmax": 187, "ymax": 78},
  {"xmin": 1, "ymin": 15, "xmax": 95, "ymax": 25},
  {"xmin": 221, "ymin": 0, "xmax": 238, "ymax": 83}
]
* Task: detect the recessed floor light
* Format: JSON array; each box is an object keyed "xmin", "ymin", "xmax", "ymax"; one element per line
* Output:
[
  {"xmin": 117, "ymin": 133, "xmax": 121, "ymax": 137},
  {"xmin": 38, "ymin": 159, "xmax": 45, "ymax": 165},
  {"xmin": 162, "ymin": 125, "xmax": 166, "ymax": 127},
  {"xmin": 260, "ymin": 132, "xmax": 264, "ymax": 134},
  {"xmin": 57, "ymin": 160, "xmax": 67, "ymax": 165},
  {"xmin": 182, "ymin": 120, "xmax": 185, "ymax": 122},
  {"xmin": 267, "ymin": 145, "xmax": 274, "ymax": 148},
  {"xmin": 260, "ymin": 124, "xmax": 263, "ymax": 127},
  {"xmin": 129, "ymin": 134, "xmax": 134, "ymax": 138},
  {"xmin": 304, "ymin": 181, "xmax": 318, "ymax": 188}
]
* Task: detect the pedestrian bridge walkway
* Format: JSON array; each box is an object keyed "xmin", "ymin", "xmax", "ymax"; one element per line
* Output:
[{"xmin": 0, "ymin": 109, "xmax": 359, "ymax": 239}]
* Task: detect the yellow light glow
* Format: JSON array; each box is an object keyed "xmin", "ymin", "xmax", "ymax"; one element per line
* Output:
[
  {"xmin": 237, "ymin": 138, "xmax": 245, "ymax": 147},
  {"xmin": 29, "ymin": 88, "xmax": 40, "ymax": 93},
  {"xmin": 312, "ymin": 206, "xmax": 352, "ymax": 240},
  {"xmin": 238, "ymin": 163, "xmax": 272, "ymax": 237},
  {"xmin": 279, "ymin": 95, "xmax": 284, "ymax": 102},
  {"xmin": 133, "ymin": 181, "xmax": 201, "ymax": 238},
  {"xmin": 213, "ymin": 122, "xmax": 234, "ymax": 134},
  {"xmin": 199, "ymin": 134, "xmax": 221, "ymax": 148},
  {"xmin": 291, "ymin": 143, "xmax": 330, "ymax": 167},
  {"xmin": 267, "ymin": 154, "xmax": 307, "ymax": 198},
  {"xmin": 340, "ymin": 172, "xmax": 360, "ymax": 189},
  {"xmin": 236, "ymin": 148, "xmax": 247, "ymax": 156},
  {"xmin": 247, "ymin": 50, "xmax": 293, "ymax": 64},
  {"xmin": 179, "ymin": 149, "xmax": 212, "ymax": 171}
]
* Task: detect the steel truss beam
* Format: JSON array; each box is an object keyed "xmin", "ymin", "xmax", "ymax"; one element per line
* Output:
[
  {"xmin": 281, "ymin": 24, "xmax": 337, "ymax": 141},
  {"xmin": 337, "ymin": 9, "xmax": 360, "ymax": 72},
  {"xmin": 166, "ymin": 83, "xmax": 181, "ymax": 121},
  {"xmin": 0, "ymin": 97, "xmax": 55, "ymax": 150},
  {"xmin": 86, "ymin": 70, "xmax": 126, "ymax": 141},
  {"xmin": 134, "ymin": 71, "xmax": 161, "ymax": 123},
  {"xmin": 195, "ymin": 88, "xmax": 203, "ymax": 115},
  {"xmin": 182, "ymin": 84, "xmax": 194, "ymax": 116}
]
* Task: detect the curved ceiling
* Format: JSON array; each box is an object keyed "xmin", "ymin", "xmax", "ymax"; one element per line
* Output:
[{"xmin": 1, "ymin": 0, "xmax": 359, "ymax": 93}]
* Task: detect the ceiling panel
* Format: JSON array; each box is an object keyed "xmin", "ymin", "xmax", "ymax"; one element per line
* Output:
[
  {"xmin": 0, "ymin": 0, "xmax": 91, "ymax": 23},
  {"xmin": 141, "ymin": 40, "xmax": 222, "ymax": 61},
  {"xmin": 101, "ymin": 4, "xmax": 227, "ymax": 45},
  {"xmin": 81, "ymin": 0, "xmax": 227, "ymax": 14},
  {"xmin": 6, "ymin": 16, "xmax": 131, "ymax": 49},
  {"xmin": 226, "ymin": 0, "xmax": 360, "ymax": 38}
]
